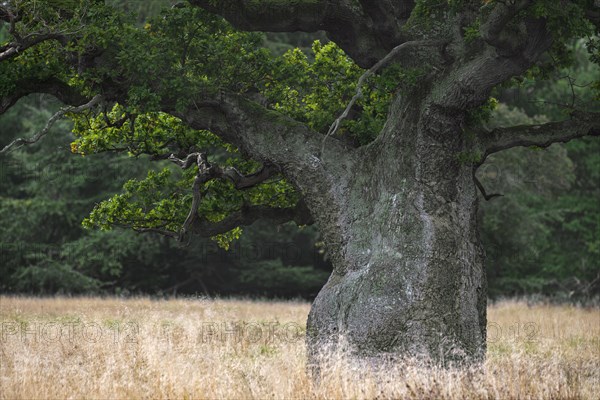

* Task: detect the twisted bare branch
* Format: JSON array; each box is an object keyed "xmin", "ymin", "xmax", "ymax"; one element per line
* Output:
[
  {"xmin": 1, "ymin": 95, "xmax": 102, "ymax": 154},
  {"xmin": 168, "ymin": 152, "xmax": 284, "ymax": 241}
]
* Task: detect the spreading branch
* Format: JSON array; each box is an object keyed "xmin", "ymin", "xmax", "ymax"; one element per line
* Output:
[
  {"xmin": 479, "ymin": 110, "xmax": 600, "ymax": 159},
  {"xmin": 1, "ymin": 95, "xmax": 102, "ymax": 154},
  {"xmin": 0, "ymin": 32, "xmax": 67, "ymax": 61},
  {"xmin": 0, "ymin": 3, "xmax": 73, "ymax": 62}
]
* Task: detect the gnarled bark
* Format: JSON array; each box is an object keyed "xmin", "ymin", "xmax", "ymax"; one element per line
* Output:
[{"xmin": 307, "ymin": 96, "xmax": 486, "ymax": 367}]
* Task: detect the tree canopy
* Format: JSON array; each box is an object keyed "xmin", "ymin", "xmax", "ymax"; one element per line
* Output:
[{"xmin": 1, "ymin": 0, "xmax": 598, "ymax": 249}]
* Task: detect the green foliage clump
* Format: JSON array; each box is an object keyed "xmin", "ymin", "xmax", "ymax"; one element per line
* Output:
[
  {"xmin": 69, "ymin": 106, "xmax": 223, "ymax": 156},
  {"xmin": 67, "ymin": 5, "xmax": 272, "ymax": 111},
  {"xmin": 466, "ymin": 97, "xmax": 499, "ymax": 126},
  {"xmin": 81, "ymin": 146, "xmax": 298, "ymax": 249},
  {"xmin": 263, "ymin": 40, "xmax": 422, "ymax": 145},
  {"xmin": 462, "ymin": 18, "xmax": 481, "ymax": 43}
]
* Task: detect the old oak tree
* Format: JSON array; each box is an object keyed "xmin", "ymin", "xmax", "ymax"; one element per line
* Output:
[{"xmin": 1, "ymin": 0, "xmax": 599, "ymax": 366}]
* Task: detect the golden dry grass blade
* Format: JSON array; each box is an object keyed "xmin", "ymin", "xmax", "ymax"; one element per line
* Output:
[{"xmin": 0, "ymin": 296, "xmax": 598, "ymax": 399}]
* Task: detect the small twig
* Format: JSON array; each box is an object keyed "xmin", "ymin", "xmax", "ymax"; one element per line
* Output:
[
  {"xmin": 1, "ymin": 95, "xmax": 102, "ymax": 154},
  {"xmin": 474, "ymin": 175, "xmax": 503, "ymax": 201},
  {"xmin": 320, "ymin": 40, "xmax": 442, "ymax": 157}
]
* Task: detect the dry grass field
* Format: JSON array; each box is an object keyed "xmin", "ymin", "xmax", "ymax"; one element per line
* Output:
[{"xmin": 0, "ymin": 296, "xmax": 598, "ymax": 399}]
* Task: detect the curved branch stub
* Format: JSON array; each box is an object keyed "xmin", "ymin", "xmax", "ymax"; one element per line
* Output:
[
  {"xmin": 168, "ymin": 152, "xmax": 210, "ymax": 241},
  {"xmin": 474, "ymin": 175, "xmax": 503, "ymax": 201}
]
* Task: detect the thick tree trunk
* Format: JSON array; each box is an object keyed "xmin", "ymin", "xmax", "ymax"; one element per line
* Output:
[{"xmin": 306, "ymin": 101, "xmax": 487, "ymax": 367}]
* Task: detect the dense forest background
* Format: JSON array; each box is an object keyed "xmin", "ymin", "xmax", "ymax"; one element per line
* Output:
[{"xmin": 0, "ymin": 0, "xmax": 598, "ymax": 302}]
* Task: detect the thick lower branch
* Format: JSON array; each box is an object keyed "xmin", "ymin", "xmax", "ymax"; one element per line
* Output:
[
  {"xmin": 171, "ymin": 93, "xmax": 353, "ymax": 266},
  {"xmin": 174, "ymin": 91, "xmax": 351, "ymax": 182}
]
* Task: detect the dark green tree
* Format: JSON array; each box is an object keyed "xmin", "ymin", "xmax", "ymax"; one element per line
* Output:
[
  {"xmin": 1, "ymin": 0, "xmax": 599, "ymax": 367},
  {"xmin": 0, "ymin": 94, "xmax": 329, "ymax": 297},
  {"xmin": 0, "ymin": 93, "xmax": 171, "ymax": 293},
  {"xmin": 480, "ymin": 41, "xmax": 600, "ymax": 300}
]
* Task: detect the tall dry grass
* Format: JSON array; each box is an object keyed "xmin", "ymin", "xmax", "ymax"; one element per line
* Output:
[{"xmin": 0, "ymin": 296, "xmax": 598, "ymax": 399}]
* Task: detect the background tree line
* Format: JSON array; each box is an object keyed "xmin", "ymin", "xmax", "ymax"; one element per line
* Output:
[{"xmin": 0, "ymin": 0, "xmax": 597, "ymax": 302}]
